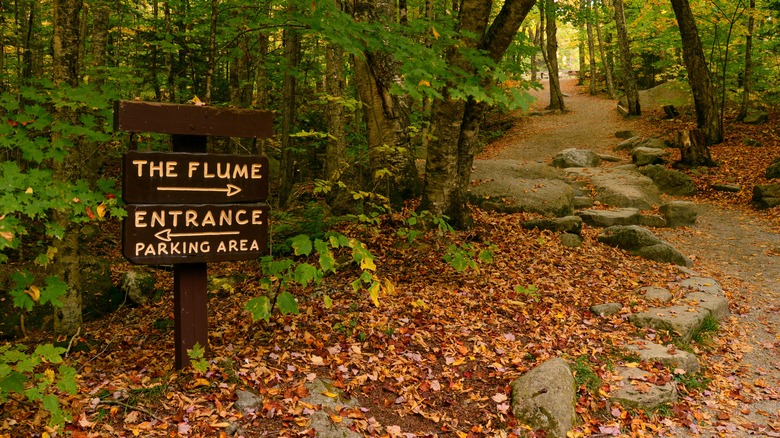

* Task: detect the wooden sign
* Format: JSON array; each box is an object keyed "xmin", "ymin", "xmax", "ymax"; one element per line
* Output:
[
  {"xmin": 123, "ymin": 151, "xmax": 268, "ymax": 204},
  {"xmin": 123, "ymin": 204, "xmax": 268, "ymax": 265}
]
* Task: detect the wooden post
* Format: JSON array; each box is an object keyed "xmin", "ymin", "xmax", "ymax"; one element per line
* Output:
[{"xmin": 172, "ymin": 133, "xmax": 208, "ymax": 369}]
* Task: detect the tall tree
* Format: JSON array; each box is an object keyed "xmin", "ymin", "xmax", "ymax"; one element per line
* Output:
[
  {"xmin": 584, "ymin": 0, "xmax": 598, "ymax": 95},
  {"xmin": 540, "ymin": 0, "xmax": 566, "ymax": 110},
  {"xmin": 737, "ymin": 0, "xmax": 755, "ymax": 121},
  {"xmin": 594, "ymin": 6, "xmax": 616, "ymax": 98},
  {"xmin": 351, "ymin": 0, "xmax": 420, "ymax": 207},
  {"xmin": 324, "ymin": 0, "xmax": 347, "ymax": 184},
  {"xmin": 277, "ymin": 2, "xmax": 302, "ymax": 208},
  {"xmin": 422, "ymin": 0, "xmax": 537, "ymax": 228},
  {"xmin": 613, "ymin": 0, "xmax": 640, "ymax": 115},
  {"xmin": 669, "ymin": 0, "xmax": 723, "ymax": 144},
  {"xmin": 51, "ymin": 0, "xmax": 84, "ymax": 336}
]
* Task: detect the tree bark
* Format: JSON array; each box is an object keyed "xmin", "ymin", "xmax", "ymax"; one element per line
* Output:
[
  {"xmin": 52, "ymin": 0, "xmax": 84, "ymax": 337},
  {"xmin": 669, "ymin": 0, "xmax": 723, "ymax": 144},
  {"xmin": 584, "ymin": 0, "xmax": 598, "ymax": 95},
  {"xmin": 277, "ymin": 8, "xmax": 301, "ymax": 208},
  {"xmin": 324, "ymin": 0, "xmax": 347, "ymax": 184},
  {"xmin": 351, "ymin": 0, "xmax": 420, "ymax": 208},
  {"xmin": 675, "ymin": 129, "xmax": 715, "ymax": 167},
  {"xmin": 205, "ymin": 0, "xmax": 218, "ymax": 102},
  {"xmin": 594, "ymin": 13, "xmax": 616, "ymax": 99},
  {"xmin": 613, "ymin": 0, "xmax": 640, "ymax": 115},
  {"xmin": 422, "ymin": 0, "xmax": 537, "ymax": 228},
  {"xmin": 90, "ymin": 1, "xmax": 111, "ymax": 86},
  {"xmin": 737, "ymin": 0, "xmax": 755, "ymax": 121},
  {"xmin": 544, "ymin": 0, "xmax": 565, "ymax": 111}
]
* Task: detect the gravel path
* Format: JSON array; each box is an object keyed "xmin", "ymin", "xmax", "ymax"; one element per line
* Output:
[{"xmin": 483, "ymin": 78, "xmax": 780, "ymax": 436}]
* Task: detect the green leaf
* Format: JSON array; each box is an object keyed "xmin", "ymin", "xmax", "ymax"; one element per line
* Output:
[
  {"xmin": 245, "ymin": 296, "xmax": 272, "ymax": 322},
  {"xmin": 293, "ymin": 263, "xmax": 319, "ymax": 287},
  {"xmin": 56, "ymin": 365, "xmax": 78, "ymax": 395},
  {"xmin": 33, "ymin": 344, "xmax": 65, "ymax": 364},
  {"xmin": 42, "ymin": 394, "xmax": 67, "ymax": 426},
  {"xmin": 478, "ymin": 249, "xmax": 494, "ymax": 264},
  {"xmin": 291, "ymin": 234, "xmax": 313, "ymax": 256},
  {"xmin": 276, "ymin": 292, "xmax": 299, "ymax": 316},
  {"xmin": 41, "ymin": 276, "xmax": 67, "ymax": 308},
  {"xmin": 0, "ymin": 371, "xmax": 27, "ymax": 398},
  {"xmin": 323, "ymin": 295, "xmax": 333, "ymax": 309}
]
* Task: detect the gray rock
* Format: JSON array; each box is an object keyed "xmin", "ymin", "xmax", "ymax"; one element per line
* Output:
[
  {"xmin": 636, "ymin": 214, "xmax": 667, "ymax": 228},
  {"xmin": 743, "ymin": 110, "xmax": 769, "ymax": 125},
  {"xmin": 637, "ymin": 137, "xmax": 668, "ymax": 150},
  {"xmin": 590, "ymin": 170, "xmax": 661, "ymax": 209},
  {"xmin": 597, "ymin": 225, "xmax": 662, "ymax": 251},
  {"xmin": 638, "ymin": 165, "xmax": 698, "ymax": 196},
  {"xmin": 470, "ymin": 178, "xmax": 575, "ymax": 217},
  {"xmin": 630, "ymin": 305, "xmax": 708, "ymax": 341},
  {"xmin": 632, "ymin": 147, "xmax": 669, "ymax": 166},
  {"xmin": 752, "ymin": 184, "xmax": 780, "ymax": 208},
  {"xmin": 625, "ymin": 341, "xmax": 700, "ymax": 374},
  {"xmin": 597, "ymin": 154, "xmax": 624, "ymax": 163},
  {"xmin": 472, "ymin": 160, "xmax": 564, "ymax": 181},
  {"xmin": 676, "ymin": 277, "xmax": 724, "ymax": 296},
  {"xmin": 616, "ymin": 130, "xmax": 639, "ymax": 139},
  {"xmin": 711, "ymin": 183, "xmax": 742, "ymax": 193},
  {"xmin": 511, "ymin": 357, "xmax": 576, "ymax": 438},
  {"xmin": 552, "ymin": 148, "xmax": 602, "ymax": 168},
  {"xmin": 610, "ymin": 366, "xmax": 678, "ymax": 409},
  {"xmin": 303, "ymin": 379, "xmax": 361, "ymax": 438},
  {"xmin": 573, "ymin": 196, "xmax": 594, "ymax": 209},
  {"xmin": 523, "ymin": 216, "xmax": 583, "ymax": 235},
  {"xmin": 685, "ymin": 292, "xmax": 729, "ymax": 321},
  {"xmin": 615, "ymin": 136, "xmax": 644, "ymax": 152},
  {"xmin": 591, "ymin": 303, "xmax": 622, "ymax": 317},
  {"xmin": 121, "ymin": 270, "xmax": 157, "ymax": 306},
  {"xmin": 577, "ymin": 208, "xmax": 639, "ymax": 227},
  {"xmin": 636, "ymin": 243, "xmax": 694, "ymax": 267},
  {"xmin": 743, "ymin": 138, "xmax": 762, "ymax": 147},
  {"xmin": 559, "ymin": 233, "xmax": 582, "ymax": 248},
  {"xmin": 235, "ymin": 389, "xmax": 263, "ymax": 415},
  {"xmin": 767, "ymin": 159, "xmax": 780, "ymax": 179},
  {"xmin": 660, "ymin": 201, "xmax": 698, "ymax": 227},
  {"xmin": 638, "ymin": 286, "xmax": 673, "ymax": 303}
]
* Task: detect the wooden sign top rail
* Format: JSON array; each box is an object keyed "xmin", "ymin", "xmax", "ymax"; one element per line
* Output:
[{"xmin": 113, "ymin": 100, "xmax": 274, "ymax": 138}]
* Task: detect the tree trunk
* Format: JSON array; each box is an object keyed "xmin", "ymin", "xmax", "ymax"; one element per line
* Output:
[
  {"xmin": 90, "ymin": 1, "xmax": 110, "ymax": 86},
  {"xmin": 737, "ymin": 0, "xmax": 755, "ymax": 121},
  {"xmin": 422, "ymin": 0, "xmax": 536, "ymax": 228},
  {"xmin": 324, "ymin": 1, "xmax": 347, "ymax": 184},
  {"xmin": 613, "ymin": 0, "xmax": 640, "ymax": 115},
  {"xmin": 530, "ymin": 25, "xmax": 540, "ymax": 81},
  {"xmin": 669, "ymin": 0, "xmax": 723, "ymax": 144},
  {"xmin": 585, "ymin": 0, "xmax": 597, "ymax": 95},
  {"xmin": 51, "ymin": 0, "xmax": 84, "ymax": 337},
  {"xmin": 277, "ymin": 8, "xmax": 301, "ymax": 208},
  {"xmin": 351, "ymin": 0, "xmax": 420, "ymax": 208},
  {"xmin": 675, "ymin": 129, "xmax": 715, "ymax": 167},
  {"xmin": 595, "ymin": 14, "xmax": 616, "ymax": 99},
  {"xmin": 544, "ymin": 0, "xmax": 565, "ymax": 111},
  {"xmin": 205, "ymin": 0, "xmax": 217, "ymax": 102}
]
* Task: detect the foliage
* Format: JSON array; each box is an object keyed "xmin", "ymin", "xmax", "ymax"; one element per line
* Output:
[{"xmin": 187, "ymin": 343, "xmax": 210, "ymax": 374}]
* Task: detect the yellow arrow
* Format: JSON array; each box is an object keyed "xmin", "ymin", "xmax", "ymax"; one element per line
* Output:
[
  {"xmin": 154, "ymin": 229, "xmax": 241, "ymax": 242},
  {"xmin": 156, "ymin": 184, "xmax": 242, "ymax": 196}
]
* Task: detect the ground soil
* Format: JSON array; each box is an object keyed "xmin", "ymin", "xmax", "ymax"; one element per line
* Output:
[{"xmin": 482, "ymin": 77, "xmax": 780, "ymax": 436}]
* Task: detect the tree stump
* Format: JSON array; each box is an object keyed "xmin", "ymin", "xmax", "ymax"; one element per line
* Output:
[
  {"xmin": 663, "ymin": 105, "xmax": 679, "ymax": 119},
  {"xmin": 675, "ymin": 129, "xmax": 715, "ymax": 167}
]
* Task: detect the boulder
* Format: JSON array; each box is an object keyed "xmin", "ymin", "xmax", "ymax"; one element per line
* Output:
[
  {"xmin": 551, "ymin": 148, "xmax": 602, "ymax": 168},
  {"xmin": 559, "ymin": 233, "xmax": 582, "ymax": 248},
  {"xmin": 597, "ymin": 225, "xmax": 662, "ymax": 251},
  {"xmin": 615, "ymin": 130, "xmax": 639, "ymax": 139},
  {"xmin": 711, "ymin": 183, "xmax": 741, "ymax": 193},
  {"xmin": 614, "ymin": 136, "xmax": 644, "ymax": 152},
  {"xmin": 660, "ymin": 201, "xmax": 698, "ymax": 227},
  {"xmin": 472, "ymin": 160, "xmax": 564, "ymax": 181},
  {"xmin": 751, "ymin": 184, "xmax": 780, "ymax": 209},
  {"xmin": 577, "ymin": 208, "xmax": 639, "ymax": 228},
  {"xmin": 635, "ymin": 243, "xmax": 693, "ymax": 267},
  {"xmin": 591, "ymin": 303, "xmax": 622, "ymax": 317},
  {"xmin": 631, "ymin": 147, "xmax": 669, "ymax": 166},
  {"xmin": 121, "ymin": 269, "xmax": 157, "ymax": 306},
  {"xmin": 625, "ymin": 341, "xmax": 700, "ymax": 374},
  {"xmin": 589, "ymin": 169, "xmax": 661, "ymax": 209},
  {"xmin": 638, "ymin": 286, "xmax": 673, "ymax": 303},
  {"xmin": 470, "ymin": 178, "xmax": 575, "ymax": 217},
  {"xmin": 630, "ymin": 305, "xmax": 708, "ymax": 341},
  {"xmin": 767, "ymin": 158, "xmax": 780, "ymax": 179},
  {"xmin": 636, "ymin": 214, "xmax": 667, "ymax": 228},
  {"xmin": 511, "ymin": 357, "xmax": 576, "ymax": 438},
  {"xmin": 637, "ymin": 137, "xmax": 668, "ymax": 150},
  {"xmin": 573, "ymin": 196, "xmax": 594, "ymax": 209},
  {"xmin": 638, "ymin": 165, "xmax": 698, "ymax": 196},
  {"xmin": 523, "ymin": 216, "xmax": 583, "ymax": 235},
  {"xmin": 610, "ymin": 366, "xmax": 678, "ymax": 409},
  {"xmin": 743, "ymin": 110, "xmax": 769, "ymax": 125}
]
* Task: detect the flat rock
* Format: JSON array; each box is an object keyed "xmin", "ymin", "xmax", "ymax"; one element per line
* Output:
[
  {"xmin": 684, "ymin": 292, "xmax": 729, "ymax": 321},
  {"xmin": 610, "ymin": 366, "xmax": 678, "ymax": 409},
  {"xmin": 676, "ymin": 277, "xmax": 724, "ymax": 296},
  {"xmin": 638, "ymin": 286, "xmax": 673, "ymax": 303},
  {"xmin": 470, "ymin": 178, "xmax": 574, "ymax": 217},
  {"xmin": 767, "ymin": 159, "xmax": 780, "ymax": 179},
  {"xmin": 630, "ymin": 305, "xmax": 708, "ymax": 341},
  {"xmin": 523, "ymin": 216, "xmax": 583, "ymax": 235},
  {"xmin": 552, "ymin": 148, "xmax": 602, "ymax": 168},
  {"xmin": 303, "ymin": 379, "xmax": 361, "ymax": 438},
  {"xmin": 632, "ymin": 147, "xmax": 669, "ymax": 166},
  {"xmin": 591, "ymin": 302, "xmax": 622, "ymax": 317},
  {"xmin": 711, "ymin": 183, "xmax": 741, "ymax": 192},
  {"xmin": 573, "ymin": 196, "xmax": 594, "ymax": 209},
  {"xmin": 588, "ymin": 169, "xmax": 661, "ymax": 209},
  {"xmin": 752, "ymin": 184, "xmax": 780, "ymax": 208},
  {"xmin": 597, "ymin": 225, "xmax": 662, "ymax": 251},
  {"xmin": 559, "ymin": 233, "xmax": 582, "ymax": 248},
  {"xmin": 615, "ymin": 130, "xmax": 639, "ymax": 139},
  {"xmin": 472, "ymin": 160, "xmax": 564, "ymax": 181},
  {"xmin": 235, "ymin": 389, "xmax": 263, "ymax": 415},
  {"xmin": 577, "ymin": 208, "xmax": 639, "ymax": 227},
  {"xmin": 625, "ymin": 340, "xmax": 700, "ymax": 374},
  {"xmin": 636, "ymin": 214, "xmax": 667, "ymax": 228},
  {"xmin": 660, "ymin": 201, "xmax": 698, "ymax": 228},
  {"xmin": 638, "ymin": 165, "xmax": 698, "ymax": 196},
  {"xmin": 597, "ymin": 153, "xmax": 623, "ymax": 163},
  {"xmin": 743, "ymin": 110, "xmax": 769, "ymax": 125},
  {"xmin": 511, "ymin": 357, "xmax": 576, "ymax": 438},
  {"xmin": 636, "ymin": 243, "xmax": 694, "ymax": 267}
]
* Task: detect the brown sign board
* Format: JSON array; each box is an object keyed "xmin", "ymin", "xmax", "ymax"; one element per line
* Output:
[
  {"xmin": 123, "ymin": 203, "xmax": 269, "ymax": 265},
  {"xmin": 123, "ymin": 151, "xmax": 268, "ymax": 204},
  {"xmin": 113, "ymin": 101, "xmax": 274, "ymax": 139}
]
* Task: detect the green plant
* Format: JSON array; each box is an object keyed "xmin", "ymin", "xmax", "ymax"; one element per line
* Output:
[
  {"xmin": 673, "ymin": 371, "xmax": 711, "ymax": 392},
  {"xmin": 187, "ymin": 342, "xmax": 209, "ymax": 374},
  {"xmin": 571, "ymin": 355, "xmax": 602, "ymax": 393},
  {"xmin": 691, "ymin": 315, "xmax": 720, "ymax": 345},
  {"xmin": 443, "ymin": 242, "xmax": 496, "ymax": 273}
]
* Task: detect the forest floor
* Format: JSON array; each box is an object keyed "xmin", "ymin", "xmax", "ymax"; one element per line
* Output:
[{"xmin": 3, "ymin": 79, "xmax": 780, "ymax": 438}]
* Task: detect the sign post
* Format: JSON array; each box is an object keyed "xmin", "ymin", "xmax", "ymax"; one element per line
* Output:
[{"xmin": 115, "ymin": 101, "xmax": 273, "ymax": 369}]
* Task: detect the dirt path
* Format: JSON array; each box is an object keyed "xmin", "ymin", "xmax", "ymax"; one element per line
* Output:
[{"xmin": 482, "ymin": 78, "xmax": 780, "ymax": 436}]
